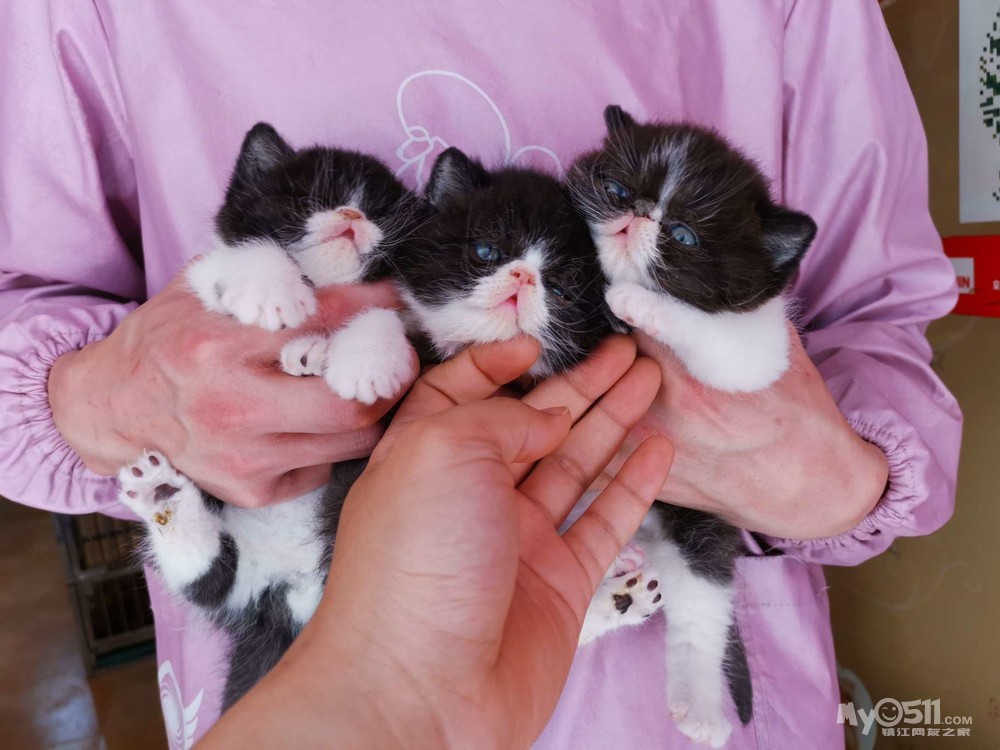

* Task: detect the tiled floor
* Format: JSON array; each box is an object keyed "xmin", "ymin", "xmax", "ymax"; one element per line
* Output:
[{"xmin": 0, "ymin": 500, "xmax": 166, "ymax": 750}]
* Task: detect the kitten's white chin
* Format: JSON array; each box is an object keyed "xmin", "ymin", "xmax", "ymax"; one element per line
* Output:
[
  {"xmin": 592, "ymin": 217, "xmax": 660, "ymax": 287},
  {"xmin": 402, "ymin": 247, "xmax": 553, "ymax": 357},
  {"xmin": 293, "ymin": 207, "xmax": 384, "ymax": 286}
]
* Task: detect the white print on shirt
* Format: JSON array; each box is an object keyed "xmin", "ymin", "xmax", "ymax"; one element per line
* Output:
[
  {"xmin": 395, "ymin": 69, "xmax": 564, "ymax": 187},
  {"xmin": 159, "ymin": 660, "xmax": 203, "ymax": 750}
]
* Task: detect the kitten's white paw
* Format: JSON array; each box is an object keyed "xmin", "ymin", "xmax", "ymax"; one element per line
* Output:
[
  {"xmin": 118, "ymin": 451, "xmax": 190, "ymax": 526},
  {"xmin": 579, "ymin": 564, "xmax": 664, "ymax": 645},
  {"xmin": 606, "ymin": 282, "xmax": 661, "ymax": 337},
  {"xmin": 187, "ymin": 240, "xmax": 316, "ymax": 331},
  {"xmin": 280, "ymin": 335, "xmax": 330, "ymax": 377},
  {"xmin": 324, "ymin": 308, "xmax": 417, "ymax": 405},
  {"xmin": 670, "ymin": 701, "xmax": 732, "ymax": 749}
]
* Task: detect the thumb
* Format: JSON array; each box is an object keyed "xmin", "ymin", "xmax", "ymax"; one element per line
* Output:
[{"xmin": 450, "ymin": 399, "xmax": 573, "ymax": 467}]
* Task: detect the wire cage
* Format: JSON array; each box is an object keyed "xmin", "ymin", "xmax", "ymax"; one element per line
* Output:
[{"xmin": 52, "ymin": 512, "xmax": 155, "ymax": 672}]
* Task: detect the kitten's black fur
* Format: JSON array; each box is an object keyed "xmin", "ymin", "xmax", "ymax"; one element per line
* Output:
[
  {"xmin": 391, "ymin": 147, "xmax": 617, "ymax": 374},
  {"xmin": 155, "ymin": 131, "xmax": 614, "ymax": 711},
  {"xmin": 179, "ymin": 127, "xmax": 417, "ymax": 709},
  {"xmin": 655, "ymin": 506, "xmax": 753, "ymax": 724},
  {"xmin": 567, "ymin": 106, "xmax": 818, "ymax": 730},
  {"xmin": 569, "ymin": 106, "xmax": 815, "ymax": 314},
  {"xmin": 215, "ymin": 123, "xmax": 414, "ymax": 271}
]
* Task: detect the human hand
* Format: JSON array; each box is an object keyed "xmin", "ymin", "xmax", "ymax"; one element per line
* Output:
[
  {"xmin": 203, "ymin": 336, "xmax": 673, "ymax": 750},
  {"xmin": 48, "ymin": 270, "xmax": 413, "ymax": 507},
  {"xmin": 605, "ymin": 330, "xmax": 888, "ymax": 540}
]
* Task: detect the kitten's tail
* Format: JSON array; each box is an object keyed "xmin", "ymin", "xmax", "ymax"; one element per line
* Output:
[{"xmin": 724, "ymin": 622, "xmax": 753, "ymax": 725}]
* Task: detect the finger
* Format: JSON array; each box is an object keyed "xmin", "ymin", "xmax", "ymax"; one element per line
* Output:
[
  {"xmin": 388, "ymin": 337, "xmax": 541, "ymax": 433},
  {"xmin": 226, "ymin": 282, "xmax": 403, "ymax": 360},
  {"xmin": 196, "ymin": 466, "xmax": 330, "ymax": 509},
  {"xmin": 254, "ymin": 371, "xmax": 399, "ymax": 433},
  {"xmin": 268, "ymin": 425, "xmax": 384, "ymax": 467},
  {"xmin": 513, "ymin": 335, "xmax": 637, "ymax": 484},
  {"xmin": 310, "ymin": 281, "xmax": 404, "ymax": 329},
  {"xmin": 521, "ymin": 334, "xmax": 637, "ymax": 422},
  {"xmin": 632, "ymin": 330, "xmax": 688, "ymax": 378},
  {"xmin": 444, "ymin": 399, "xmax": 573, "ymax": 466},
  {"xmin": 562, "ymin": 436, "xmax": 674, "ymax": 591},
  {"xmin": 271, "ymin": 465, "xmax": 334, "ymax": 505},
  {"xmin": 518, "ymin": 357, "xmax": 662, "ymax": 523}
]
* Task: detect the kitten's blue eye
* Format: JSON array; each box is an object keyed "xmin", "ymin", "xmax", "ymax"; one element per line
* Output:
[
  {"xmin": 604, "ymin": 180, "xmax": 631, "ymax": 201},
  {"xmin": 548, "ymin": 283, "xmax": 572, "ymax": 307},
  {"xmin": 473, "ymin": 243, "xmax": 501, "ymax": 263},
  {"xmin": 668, "ymin": 223, "xmax": 698, "ymax": 247}
]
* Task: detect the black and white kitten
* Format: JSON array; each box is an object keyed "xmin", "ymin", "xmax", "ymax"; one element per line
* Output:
[
  {"xmin": 188, "ymin": 122, "xmax": 419, "ymax": 403},
  {"xmin": 568, "ymin": 106, "xmax": 817, "ymax": 747},
  {"xmin": 394, "ymin": 147, "xmax": 615, "ymax": 376},
  {"xmin": 118, "ymin": 128, "xmax": 614, "ymax": 710},
  {"xmin": 121, "ymin": 124, "xmax": 418, "ymax": 709}
]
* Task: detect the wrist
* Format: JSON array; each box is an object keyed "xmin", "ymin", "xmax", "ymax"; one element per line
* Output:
[
  {"xmin": 787, "ymin": 428, "xmax": 889, "ymax": 540},
  {"xmin": 838, "ymin": 435, "xmax": 890, "ymax": 531},
  {"xmin": 48, "ymin": 342, "xmax": 135, "ymax": 475}
]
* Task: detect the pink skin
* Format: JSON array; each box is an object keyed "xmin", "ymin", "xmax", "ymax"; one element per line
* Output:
[
  {"xmin": 314, "ymin": 207, "xmax": 380, "ymax": 254},
  {"xmin": 491, "ymin": 266, "xmax": 538, "ymax": 322},
  {"xmin": 600, "ymin": 214, "xmax": 662, "ymax": 259},
  {"xmin": 48, "ymin": 273, "xmax": 405, "ymax": 508}
]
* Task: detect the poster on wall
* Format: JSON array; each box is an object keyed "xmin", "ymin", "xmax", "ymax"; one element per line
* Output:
[
  {"xmin": 943, "ymin": 235, "xmax": 1000, "ymax": 316},
  {"xmin": 960, "ymin": 0, "xmax": 1000, "ymax": 223}
]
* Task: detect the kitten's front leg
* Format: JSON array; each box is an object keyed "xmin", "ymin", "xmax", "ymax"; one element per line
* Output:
[
  {"xmin": 118, "ymin": 452, "xmax": 235, "ymax": 606},
  {"xmin": 608, "ymin": 282, "xmax": 790, "ymax": 391},
  {"xmin": 606, "ymin": 282, "xmax": 673, "ymax": 340},
  {"xmin": 280, "ymin": 334, "xmax": 330, "ymax": 377},
  {"xmin": 187, "ymin": 241, "xmax": 316, "ymax": 331},
  {"xmin": 323, "ymin": 307, "xmax": 418, "ymax": 405}
]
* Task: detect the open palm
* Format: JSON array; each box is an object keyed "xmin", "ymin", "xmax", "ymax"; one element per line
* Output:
[{"xmin": 322, "ymin": 336, "xmax": 672, "ymax": 749}]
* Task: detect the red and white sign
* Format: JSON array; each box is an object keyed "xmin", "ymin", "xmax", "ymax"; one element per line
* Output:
[{"xmin": 942, "ymin": 235, "xmax": 1000, "ymax": 317}]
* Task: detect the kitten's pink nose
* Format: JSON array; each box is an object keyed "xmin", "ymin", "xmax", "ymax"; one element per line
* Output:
[
  {"xmin": 339, "ymin": 208, "xmax": 363, "ymax": 220},
  {"xmin": 510, "ymin": 268, "xmax": 536, "ymax": 286}
]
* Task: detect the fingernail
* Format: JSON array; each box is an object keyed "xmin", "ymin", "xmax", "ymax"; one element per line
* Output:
[{"xmin": 541, "ymin": 406, "xmax": 571, "ymax": 417}]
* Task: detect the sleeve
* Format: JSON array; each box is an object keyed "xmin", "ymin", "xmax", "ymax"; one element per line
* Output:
[
  {"xmin": 762, "ymin": 0, "xmax": 963, "ymax": 566},
  {"xmin": 0, "ymin": 1, "xmax": 146, "ymax": 515}
]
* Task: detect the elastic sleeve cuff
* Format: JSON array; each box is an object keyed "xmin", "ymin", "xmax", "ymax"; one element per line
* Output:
[
  {"xmin": 762, "ymin": 403, "xmax": 958, "ymax": 568},
  {"xmin": 0, "ymin": 302, "xmax": 136, "ymax": 516}
]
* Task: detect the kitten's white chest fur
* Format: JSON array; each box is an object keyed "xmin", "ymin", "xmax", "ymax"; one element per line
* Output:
[
  {"xmin": 606, "ymin": 281, "xmax": 791, "ymax": 392},
  {"xmin": 222, "ymin": 490, "xmax": 327, "ymax": 624}
]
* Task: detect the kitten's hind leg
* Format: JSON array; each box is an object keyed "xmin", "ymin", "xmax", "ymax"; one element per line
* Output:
[
  {"xmin": 222, "ymin": 591, "xmax": 298, "ymax": 711},
  {"xmin": 650, "ymin": 506, "xmax": 748, "ymax": 748},
  {"xmin": 579, "ymin": 542, "xmax": 665, "ymax": 645},
  {"xmin": 118, "ymin": 452, "xmax": 235, "ymax": 605}
]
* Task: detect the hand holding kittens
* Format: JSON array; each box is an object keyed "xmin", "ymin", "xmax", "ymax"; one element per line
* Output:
[
  {"xmin": 611, "ymin": 329, "xmax": 889, "ymax": 541},
  {"xmin": 201, "ymin": 337, "xmax": 673, "ymax": 750},
  {"xmin": 49, "ymin": 270, "xmax": 411, "ymax": 508}
]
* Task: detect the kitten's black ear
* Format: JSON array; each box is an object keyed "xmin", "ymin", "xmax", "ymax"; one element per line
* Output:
[
  {"xmin": 604, "ymin": 105, "xmax": 637, "ymax": 133},
  {"xmin": 425, "ymin": 147, "xmax": 489, "ymax": 209},
  {"xmin": 233, "ymin": 123, "xmax": 294, "ymax": 184},
  {"xmin": 760, "ymin": 204, "xmax": 817, "ymax": 274}
]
